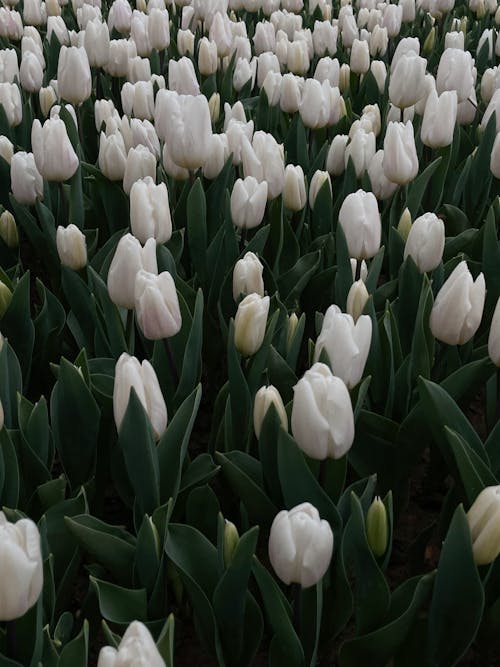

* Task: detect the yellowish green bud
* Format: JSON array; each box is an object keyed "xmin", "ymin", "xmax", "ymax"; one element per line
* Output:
[
  {"xmin": 460, "ymin": 16, "xmax": 467, "ymax": 35},
  {"xmin": 366, "ymin": 496, "xmax": 389, "ymax": 557},
  {"xmin": 287, "ymin": 312, "xmax": 299, "ymax": 352},
  {"xmin": 208, "ymin": 92, "xmax": 220, "ymax": 125},
  {"xmin": 397, "ymin": 207, "xmax": 412, "ymax": 241},
  {"xmin": 223, "ymin": 519, "xmax": 239, "ymax": 566},
  {"xmin": 0, "ymin": 211, "xmax": 18, "ymax": 249},
  {"xmin": 423, "ymin": 27, "xmax": 436, "ymax": 54},
  {"xmin": 0, "ymin": 282, "xmax": 12, "ymax": 317}
]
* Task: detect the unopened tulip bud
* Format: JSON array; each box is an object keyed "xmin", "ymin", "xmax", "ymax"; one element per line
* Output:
[
  {"xmin": 39, "ymin": 86, "xmax": 57, "ymax": 118},
  {"xmin": 366, "ymin": 496, "xmax": 388, "ymax": 557},
  {"xmin": 339, "ymin": 63, "xmax": 350, "ymax": 92},
  {"xmin": 0, "ymin": 211, "xmax": 18, "ymax": 248},
  {"xmin": 268, "ymin": 503, "xmax": 333, "ymax": 588},
  {"xmin": 56, "ymin": 224, "xmax": 87, "ymax": 270},
  {"xmin": 198, "ymin": 37, "xmax": 218, "ymax": 76},
  {"xmin": 0, "ymin": 136, "xmax": 13, "ymax": 164},
  {"xmin": 346, "ymin": 280, "xmax": 369, "ymax": 322},
  {"xmin": 0, "ymin": 282, "xmax": 12, "ymax": 317},
  {"xmin": 57, "ymin": 46, "xmax": 91, "ymax": 106},
  {"xmin": 292, "ymin": 363, "xmax": 354, "ymax": 459},
  {"xmin": 338, "ymin": 189, "xmax": 381, "ymax": 260},
  {"xmin": 398, "ymin": 207, "xmax": 412, "ymax": 240},
  {"xmin": 283, "ymin": 164, "xmax": 306, "ymax": 212},
  {"xmin": 234, "ymin": 293, "xmax": 270, "ymax": 357},
  {"xmin": 253, "ymin": 385, "xmax": 288, "ymax": 439},
  {"xmin": 134, "ymin": 270, "xmax": 182, "ymax": 340},
  {"xmin": 130, "ymin": 177, "xmax": 172, "ymax": 245},
  {"xmin": 31, "ymin": 117, "xmax": 79, "ymax": 182},
  {"xmin": 309, "ymin": 170, "xmax": 332, "ymax": 209},
  {"xmin": 287, "ymin": 312, "xmax": 299, "ymax": 351},
  {"xmin": 97, "ymin": 621, "xmax": 166, "ymax": 667},
  {"xmin": 423, "ymin": 27, "xmax": 435, "ymax": 54},
  {"xmin": 0, "ymin": 512, "xmax": 43, "ymax": 621},
  {"xmin": 10, "ymin": 151, "xmax": 43, "ymax": 205},
  {"xmin": 467, "ymin": 486, "xmax": 500, "ymax": 565},
  {"xmin": 113, "ymin": 353, "xmax": 167, "ymax": 441},
  {"xmin": 488, "ymin": 296, "xmax": 500, "ymax": 366},
  {"xmin": 382, "ymin": 121, "xmax": 418, "ymax": 186},
  {"xmin": 208, "ymin": 92, "xmax": 220, "ymax": 124},
  {"xmin": 404, "ymin": 212, "xmax": 444, "ymax": 273},
  {"xmin": 233, "ymin": 252, "xmax": 264, "ymax": 301},
  {"xmin": 223, "ymin": 520, "xmax": 239, "ymax": 566},
  {"xmin": 430, "ymin": 261, "xmax": 485, "ymax": 346},
  {"xmin": 230, "ymin": 177, "xmax": 268, "ymax": 230}
]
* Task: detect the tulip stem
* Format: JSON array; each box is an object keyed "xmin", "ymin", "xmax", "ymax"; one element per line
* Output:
[
  {"xmin": 165, "ymin": 338, "xmax": 179, "ymax": 386},
  {"xmin": 319, "ymin": 459, "xmax": 327, "ymax": 489},
  {"xmin": 6, "ymin": 621, "xmax": 17, "ymax": 660},
  {"xmin": 292, "ymin": 583, "xmax": 302, "ymax": 636},
  {"xmin": 354, "ymin": 259, "xmax": 361, "ymax": 281},
  {"xmin": 125, "ymin": 309, "xmax": 134, "ymax": 350}
]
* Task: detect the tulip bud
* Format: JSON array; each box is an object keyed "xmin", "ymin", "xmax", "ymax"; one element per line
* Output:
[
  {"xmin": 130, "ymin": 177, "xmax": 172, "ymax": 245},
  {"xmin": 268, "ymin": 503, "xmax": 333, "ymax": 588},
  {"xmin": 134, "ymin": 270, "xmax": 182, "ymax": 340},
  {"xmin": 0, "ymin": 512, "xmax": 43, "ymax": 621},
  {"xmin": 98, "ymin": 131, "xmax": 127, "ymax": 181},
  {"xmin": 389, "ymin": 53, "xmax": 427, "ymax": 110},
  {"xmin": 467, "ymin": 486, "xmax": 500, "ymax": 565},
  {"xmin": 436, "ymin": 48, "xmax": 474, "ymax": 103},
  {"xmin": 0, "ymin": 281, "xmax": 12, "ymax": 317},
  {"xmin": 10, "ymin": 151, "xmax": 44, "ymax": 205},
  {"xmin": 253, "ymin": 385, "xmax": 288, "ymax": 439},
  {"xmin": 230, "ymin": 177, "xmax": 268, "ymax": 230},
  {"xmin": 338, "ymin": 189, "xmax": 381, "ymax": 260},
  {"xmin": 382, "ymin": 121, "xmax": 418, "ymax": 186},
  {"xmin": 283, "ymin": 164, "xmax": 306, "ymax": 212},
  {"xmin": 39, "ymin": 86, "xmax": 57, "ymax": 118},
  {"xmin": 397, "ymin": 207, "xmax": 412, "ymax": 240},
  {"xmin": 31, "ymin": 117, "xmax": 79, "ymax": 182},
  {"xmin": 346, "ymin": 280, "xmax": 369, "ymax": 322},
  {"xmin": 350, "ymin": 38, "xmax": 369, "ymax": 75},
  {"xmin": 108, "ymin": 234, "xmax": 158, "ymax": 309},
  {"xmin": 421, "ymin": 90, "xmax": 457, "ymax": 149},
  {"xmin": 198, "ymin": 37, "xmax": 218, "ymax": 76},
  {"xmin": 56, "ymin": 224, "xmax": 87, "ymax": 270},
  {"xmin": 223, "ymin": 520, "xmax": 239, "ymax": 566},
  {"xmin": 366, "ymin": 496, "xmax": 388, "ymax": 557},
  {"xmin": 314, "ymin": 305, "xmax": 372, "ymax": 388},
  {"xmin": 97, "ymin": 621, "xmax": 166, "ymax": 667},
  {"xmin": 123, "ymin": 145, "xmax": 156, "ymax": 196},
  {"xmin": 233, "ymin": 252, "xmax": 264, "ymax": 301},
  {"xmin": 57, "ymin": 46, "xmax": 91, "ymax": 106},
  {"xmin": 287, "ymin": 313, "xmax": 299, "ymax": 352},
  {"xmin": 0, "ymin": 83, "xmax": 22, "ymax": 127},
  {"xmin": 326, "ymin": 134, "xmax": 348, "ymax": 176},
  {"xmin": 0, "ymin": 136, "xmax": 13, "ymax": 164},
  {"xmin": 430, "ymin": 261, "xmax": 485, "ymax": 346},
  {"xmin": 423, "ymin": 27, "xmax": 435, "ymax": 54},
  {"xmin": 309, "ymin": 169, "xmax": 332, "ymax": 210},
  {"xmin": 488, "ymin": 297, "xmax": 500, "ymax": 366},
  {"xmin": 370, "ymin": 60, "xmax": 387, "ymax": 94},
  {"xmin": 339, "ymin": 63, "xmax": 350, "ymax": 93},
  {"xmin": 404, "ymin": 212, "xmax": 444, "ymax": 273},
  {"xmin": 208, "ymin": 92, "xmax": 220, "ymax": 124},
  {"xmin": 0, "ymin": 210, "xmax": 18, "ymax": 248},
  {"xmin": 292, "ymin": 362, "xmax": 354, "ymax": 460},
  {"xmin": 234, "ymin": 293, "xmax": 270, "ymax": 357},
  {"xmin": 113, "ymin": 353, "xmax": 167, "ymax": 441}
]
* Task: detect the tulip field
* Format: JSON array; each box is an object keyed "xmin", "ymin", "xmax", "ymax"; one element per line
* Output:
[{"xmin": 2, "ymin": 0, "xmax": 500, "ymax": 664}]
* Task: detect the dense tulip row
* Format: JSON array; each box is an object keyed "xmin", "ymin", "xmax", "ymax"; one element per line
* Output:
[{"xmin": 0, "ymin": 0, "xmax": 499, "ymax": 664}]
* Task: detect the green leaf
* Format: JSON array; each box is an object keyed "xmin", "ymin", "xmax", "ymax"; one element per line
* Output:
[
  {"xmin": 134, "ymin": 515, "xmax": 161, "ymax": 594},
  {"xmin": 90, "ymin": 577, "xmax": 148, "ymax": 625},
  {"xmin": 227, "ymin": 319, "xmax": 252, "ymax": 450},
  {"xmin": 50, "ymin": 358, "xmax": 100, "ymax": 488},
  {"xmin": 277, "ymin": 430, "xmax": 342, "ymax": 535},
  {"xmin": 427, "ymin": 506, "xmax": 484, "ymax": 667},
  {"xmin": 156, "ymin": 614, "xmax": 175, "ymax": 667},
  {"xmin": 252, "ymin": 558, "xmax": 305, "ymax": 667},
  {"xmin": 1, "ymin": 272, "xmax": 35, "ymax": 384},
  {"xmin": 406, "ymin": 158, "xmax": 442, "ymax": 217},
  {"xmin": 118, "ymin": 389, "xmax": 159, "ymax": 516},
  {"xmin": 187, "ymin": 179, "xmax": 207, "ymax": 284},
  {"xmin": 213, "ymin": 527, "xmax": 259, "ymax": 664},
  {"xmin": 174, "ymin": 289, "xmax": 204, "ymax": 407},
  {"xmin": 215, "ymin": 451, "xmax": 278, "ymax": 525},
  {"xmin": 342, "ymin": 493, "xmax": 390, "ymax": 634},
  {"xmin": 339, "ymin": 574, "xmax": 434, "ymax": 667},
  {"xmin": 65, "ymin": 515, "xmax": 136, "ymax": 585},
  {"xmin": 57, "ymin": 620, "xmax": 88, "ymax": 667},
  {"xmin": 418, "ymin": 377, "xmax": 488, "ymax": 465},
  {"xmin": 165, "ymin": 524, "xmax": 220, "ymax": 657},
  {"xmin": 0, "ymin": 340, "xmax": 22, "ymax": 429},
  {"xmin": 157, "ymin": 384, "xmax": 202, "ymax": 504}
]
